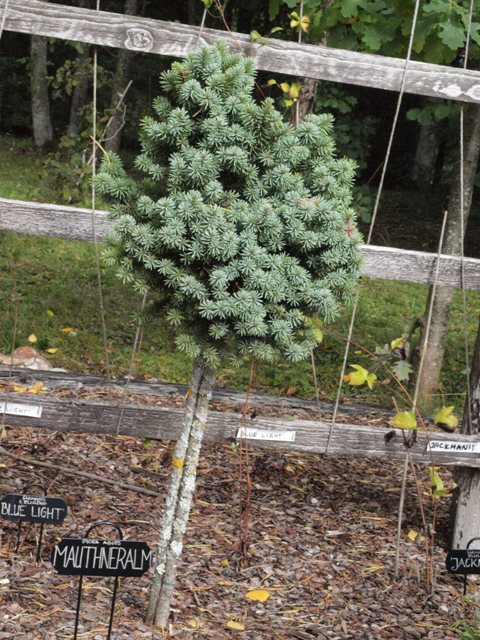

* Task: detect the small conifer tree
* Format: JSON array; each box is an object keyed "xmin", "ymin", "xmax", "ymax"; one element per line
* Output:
[{"xmin": 96, "ymin": 42, "xmax": 362, "ymax": 627}]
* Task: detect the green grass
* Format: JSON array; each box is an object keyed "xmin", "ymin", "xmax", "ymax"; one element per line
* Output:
[
  {"xmin": 0, "ymin": 136, "xmax": 56, "ymax": 202},
  {"xmin": 0, "ymin": 135, "xmax": 479, "ymax": 414}
]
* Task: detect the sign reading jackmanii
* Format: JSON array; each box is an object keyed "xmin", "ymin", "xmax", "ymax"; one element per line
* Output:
[{"xmin": 446, "ymin": 549, "xmax": 480, "ymax": 574}]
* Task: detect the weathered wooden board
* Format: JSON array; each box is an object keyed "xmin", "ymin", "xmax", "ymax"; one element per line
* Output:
[
  {"xmin": 360, "ymin": 245, "xmax": 480, "ymax": 291},
  {"xmin": 3, "ymin": 0, "xmax": 480, "ymax": 104},
  {"xmin": 0, "ymin": 198, "xmax": 111, "ymax": 242},
  {"xmin": 1, "ymin": 391, "xmax": 479, "ymax": 467},
  {"xmin": 1, "ymin": 197, "xmax": 480, "ymax": 290},
  {"xmin": 0, "ymin": 366, "xmax": 388, "ymax": 417}
]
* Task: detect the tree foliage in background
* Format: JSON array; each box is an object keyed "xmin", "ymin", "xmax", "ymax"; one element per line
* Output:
[{"xmin": 293, "ymin": 0, "xmax": 480, "ymax": 62}]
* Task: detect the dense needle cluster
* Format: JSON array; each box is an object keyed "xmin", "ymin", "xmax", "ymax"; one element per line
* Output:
[{"xmin": 96, "ymin": 42, "xmax": 362, "ymax": 368}]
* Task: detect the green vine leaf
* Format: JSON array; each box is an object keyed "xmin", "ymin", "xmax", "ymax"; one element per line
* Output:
[
  {"xmin": 429, "ymin": 466, "xmax": 449, "ymax": 498},
  {"xmin": 290, "ymin": 11, "xmax": 312, "ymax": 33},
  {"xmin": 391, "ymin": 360, "xmax": 413, "ymax": 383},
  {"xmin": 434, "ymin": 405, "xmax": 458, "ymax": 432},
  {"xmin": 439, "ymin": 20, "xmax": 467, "ymax": 50},
  {"xmin": 344, "ymin": 364, "xmax": 376, "ymax": 389},
  {"xmin": 390, "ymin": 410, "xmax": 417, "ymax": 431}
]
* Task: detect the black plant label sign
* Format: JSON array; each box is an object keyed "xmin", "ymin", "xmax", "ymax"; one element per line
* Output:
[
  {"xmin": 0, "ymin": 494, "xmax": 67, "ymax": 524},
  {"xmin": 52, "ymin": 538, "xmax": 152, "ymax": 577},
  {"xmin": 446, "ymin": 549, "xmax": 480, "ymax": 574}
]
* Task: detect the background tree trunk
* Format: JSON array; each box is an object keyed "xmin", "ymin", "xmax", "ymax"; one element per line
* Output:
[
  {"xmin": 31, "ymin": 35, "xmax": 53, "ymax": 148},
  {"xmin": 411, "ymin": 122, "xmax": 439, "ymax": 190},
  {"xmin": 292, "ymin": 77, "xmax": 318, "ymax": 125},
  {"xmin": 416, "ymin": 102, "xmax": 480, "ymax": 407},
  {"xmin": 451, "ymin": 318, "xmax": 480, "ymax": 548},
  {"xmin": 103, "ymin": 0, "xmax": 138, "ymax": 154},
  {"xmin": 146, "ymin": 359, "xmax": 215, "ymax": 627},
  {"xmin": 66, "ymin": 43, "xmax": 90, "ymax": 138}
]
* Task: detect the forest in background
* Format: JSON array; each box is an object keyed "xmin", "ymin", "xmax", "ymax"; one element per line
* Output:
[{"xmin": 0, "ymin": 0, "xmax": 480, "ymax": 412}]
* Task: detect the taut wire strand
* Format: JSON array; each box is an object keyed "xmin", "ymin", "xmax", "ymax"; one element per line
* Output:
[
  {"xmin": 412, "ymin": 211, "xmax": 448, "ymax": 411},
  {"xmin": 325, "ymin": 0, "xmax": 422, "ymax": 452},
  {"xmin": 459, "ymin": 0, "xmax": 475, "ymax": 433},
  {"xmin": 197, "ymin": 7, "xmax": 208, "ymax": 46},
  {"xmin": 116, "ymin": 3, "xmax": 208, "ymax": 436},
  {"xmin": 0, "ymin": 254, "xmax": 19, "ymax": 438},
  {"xmin": 394, "ymin": 210, "xmax": 448, "ymax": 584},
  {"xmin": 0, "ymin": 0, "xmax": 10, "ymax": 40},
  {"xmin": 115, "ymin": 291, "xmax": 148, "ymax": 435},
  {"xmin": 295, "ymin": 0, "xmax": 305, "ymax": 127},
  {"xmin": 90, "ymin": 0, "xmax": 111, "ymax": 380}
]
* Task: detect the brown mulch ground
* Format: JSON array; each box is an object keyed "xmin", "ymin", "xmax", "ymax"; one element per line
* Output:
[{"xmin": 0, "ymin": 418, "xmax": 478, "ymax": 639}]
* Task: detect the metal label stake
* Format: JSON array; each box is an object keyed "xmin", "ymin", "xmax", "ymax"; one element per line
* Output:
[
  {"xmin": 52, "ymin": 520, "xmax": 152, "ymax": 640},
  {"xmin": 1, "ymin": 482, "xmax": 67, "ymax": 562},
  {"xmin": 446, "ymin": 536, "xmax": 480, "ymax": 596}
]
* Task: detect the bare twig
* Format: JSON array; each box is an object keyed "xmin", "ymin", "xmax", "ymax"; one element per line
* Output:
[{"xmin": 0, "ymin": 446, "xmax": 160, "ymax": 497}]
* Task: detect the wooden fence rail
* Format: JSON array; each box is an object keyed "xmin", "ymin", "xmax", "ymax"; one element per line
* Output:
[
  {"xmin": 1, "ymin": 0, "xmax": 480, "ymax": 475},
  {"xmin": 0, "ymin": 368, "xmax": 479, "ymax": 468},
  {"xmin": 2, "ymin": 0, "xmax": 480, "ymax": 104},
  {"xmin": 1, "ymin": 388, "xmax": 480, "ymax": 467},
  {"xmin": 1, "ymin": 196, "xmax": 480, "ymax": 290}
]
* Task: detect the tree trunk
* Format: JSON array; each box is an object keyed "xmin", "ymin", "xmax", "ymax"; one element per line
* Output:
[
  {"xmin": 411, "ymin": 122, "xmax": 438, "ymax": 190},
  {"xmin": 146, "ymin": 358, "xmax": 215, "ymax": 627},
  {"xmin": 291, "ymin": 77, "xmax": 318, "ymax": 126},
  {"xmin": 103, "ymin": 0, "xmax": 138, "ymax": 154},
  {"xmin": 416, "ymin": 102, "xmax": 480, "ymax": 407},
  {"xmin": 66, "ymin": 43, "xmax": 90, "ymax": 138},
  {"xmin": 451, "ymin": 317, "xmax": 480, "ymax": 548},
  {"xmin": 31, "ymin": 35, "xmax": 53, "ymax": 148}
]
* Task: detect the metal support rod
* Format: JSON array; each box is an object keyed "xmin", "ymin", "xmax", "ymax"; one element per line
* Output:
[
  {"xmin": 15, "ymin": 521, "xmax": 22, "ymax": 552},
  {"xmin": 107, "ymin": 577, "xmax": 119, "ymax": 640},
  {"xmin": 14, "ymin": 482, "xmax": 46, "ymax": 557},
  {"xmin": 73, "ymin": 521, "xmax": 124, "ymax": 640},
  {"xmin": 36, "ymin": 523, "xmax": 44, "ymax": 563},
  {"xmin": 395, "ymin": 454, "xmax": 409, "ymax": 578},
  {"xmin": 463, "ymin": 536, "xmax": 480, "ymax": 597},
  {"xmin": 74, "ymin": 575, "xmax": 84, "ymax": 640}
]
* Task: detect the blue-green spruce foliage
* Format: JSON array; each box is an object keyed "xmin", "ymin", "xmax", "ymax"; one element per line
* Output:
[{"xmin": 96, "ymin": 42, "xmax": 362, "ymax": 368}]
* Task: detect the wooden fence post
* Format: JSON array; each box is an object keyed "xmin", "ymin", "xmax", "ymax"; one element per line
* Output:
[{"xmin": 452, "ymin": 316, "xmax": 480, "ymax": 548}]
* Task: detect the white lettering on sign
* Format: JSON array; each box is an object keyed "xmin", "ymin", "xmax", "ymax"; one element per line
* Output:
[
  {"xmin": 0, "ymin": 402, "xmax": 42, "ymax": 418},
  {"xmin": 1, "ymin": 501, "xmax": 26, "ymax": 518},
  {"xmin": 237, "ymin": 427, "xmax": 296, "ymax": 443},
  {"xmin": 22, "ymin": 495, "xmax": 47, "ymax": 506},
  {"xmin": 428, "ymin": 440, "xmax": 480, "ymax": 454},
  {"xmin": 452, "ymin": 556, "xmax": 480, "ymax": 571},
  {"xmin": 52, "ymin": 543, "xmax": 152, "ymax": 572}
]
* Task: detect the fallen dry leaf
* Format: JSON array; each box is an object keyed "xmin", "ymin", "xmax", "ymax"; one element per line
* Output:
[{"xmin": 246, "ymin": 588, "xmax": 270, "ymax": 603}]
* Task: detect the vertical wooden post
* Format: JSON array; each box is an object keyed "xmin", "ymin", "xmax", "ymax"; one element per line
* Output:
[{"xmin": 452, "ymin": 316, "xmax": 480, "ymax": 548}]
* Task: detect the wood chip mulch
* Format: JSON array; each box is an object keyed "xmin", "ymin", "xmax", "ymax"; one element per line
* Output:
[{"xmin": 0, "ymin": 421, "xmax": 478, "ymax": 639}]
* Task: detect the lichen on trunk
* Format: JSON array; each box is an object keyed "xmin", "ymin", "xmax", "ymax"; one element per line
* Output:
[
  {"xmin": 417, "ymin": 102, "xmax": 480, "ymax": 407},
  {"xmin": 146, "ymin": 358, "xmax": 215, "ymax": 626}
]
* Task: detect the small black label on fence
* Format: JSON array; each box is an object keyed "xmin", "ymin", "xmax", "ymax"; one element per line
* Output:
[
  {"xmin": 1, "ymin": 494, "xmax": 67, "ymax": 524},
  {"xmin": 446, "ymin": 549, "xmax": 480, "ymax": 574},
  {"xmin": 52, "ymin": 538, "xmax": 152, "ymax": 577}
]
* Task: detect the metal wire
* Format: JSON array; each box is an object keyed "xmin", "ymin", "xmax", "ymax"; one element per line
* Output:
[
  {"xmin": 197, "ymin": 8, "xmax": 208, "ymax": 46},
  {"xmin": 116, "ymin": 3, "xmax": 208, "ymax": 435},
  {"xmin": 459, "ymin": 0, "xmax": 476, "ymax": 433},
  {"xmin": 326, "ymin": 0, "xmax": 422, "ymax": 452},
  {"xmin": 0, "ymin": 0, "xmax": 10, "ymax": 40},
  {"xmin": 90, "ymin": 8, "xmax": 111, "ymax": 380},
  {"xmin": 412, "ymin": 211, "xmax": 448, "ymax": 412},
  {"xmin": 115, "ymin": 291, "xmax": 148, "ymax": 435}
]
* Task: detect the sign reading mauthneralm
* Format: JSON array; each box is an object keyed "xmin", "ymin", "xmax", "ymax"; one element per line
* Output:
[{"xmin": 96, "ymin": 41, "xmax": 362, "ymax": 627}]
